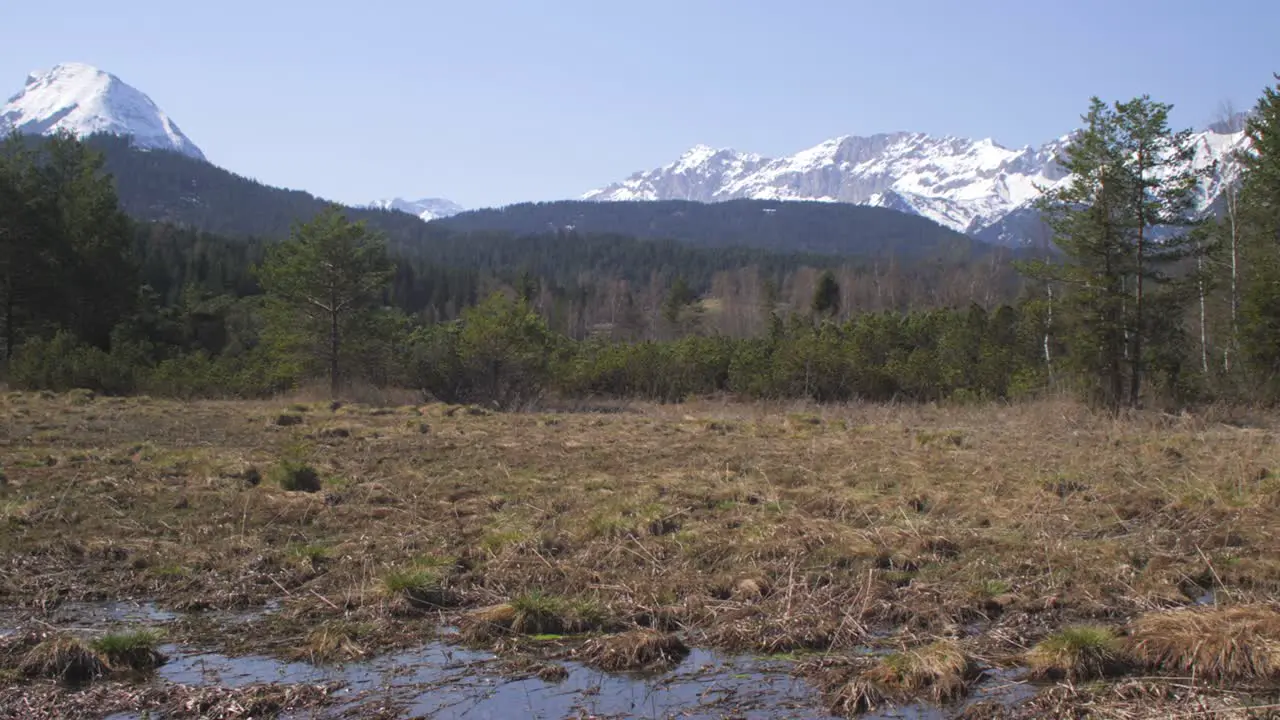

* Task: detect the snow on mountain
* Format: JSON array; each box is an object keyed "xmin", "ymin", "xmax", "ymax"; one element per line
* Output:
[
  {"xmin": 583, "ymin": 145, "xmax": 767, "ymax": 202},
  {"xmin": 976, "ymin": 126, "xmax": 1250, "ymax": 246},
  {"xmin": 371, "ymin": 197, "xmax": 465, "ymax": 221},
  {"xmin": 585, "ymin": 126, "xmax": 1249, "ymax": 245},
  {"xmin": 1, "ymin": 63, "xmax": 205, "ymax": 160}
]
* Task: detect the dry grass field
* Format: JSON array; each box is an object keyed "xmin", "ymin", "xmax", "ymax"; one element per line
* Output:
[{"xmin": 3, "ymin": 390, "xmax": 1280, "ymax": 717}]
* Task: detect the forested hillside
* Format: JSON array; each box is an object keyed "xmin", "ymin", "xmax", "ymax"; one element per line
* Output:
[
  {"xmin": 78, "ymin": 132, "xmax": 1033, "ymax": 329},
  {"xmin": 84, "ymin": 134, "xmax": 428, "ymax": 241},
  {"xmin": 85, "ymin": 133, "xmax": 1005, "ymax": 265},
  {"xmin": 434, "ymin": 199, "xmax": 998, "ymax": 259}
]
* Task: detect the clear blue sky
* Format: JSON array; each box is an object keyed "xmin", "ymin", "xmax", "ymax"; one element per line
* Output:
[{"xmin": 4, "ymin": 0, "xmax": 1277, "ymax": 209}]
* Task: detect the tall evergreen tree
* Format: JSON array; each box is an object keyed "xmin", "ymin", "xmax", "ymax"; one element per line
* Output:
[
  {"xmin": 257, "ymin": 206, "xmax": 394, "ymax": 395},
  {"xmin": 812, "ymin": 270, "xmax": 841, "ymax": 318},
  {"xmin": 0, "ymin": 134, "xmax": 41, "ymax": 360},
  {"xmin": 1019, "ymin": 97, "xmax": 1204, "ymax": 410},
  {"xmin": 1112, "ymin": 96, "xmax": 1203, "ymax": 403},
  {"xmin": 1238, "ymin": 76, "xmax": 1280, "ymax": 387},
  {"xmin": 0, "ymin": 132, "xmax": 136, "ymax": 357}
]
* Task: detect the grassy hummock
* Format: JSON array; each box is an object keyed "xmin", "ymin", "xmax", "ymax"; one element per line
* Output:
[
  {"xmin": 1027, "ymin": 626, "xmax": 1124, "ymax": 681},
  {"xmin": 579, "ymin": 629, "xmax": 690, "ymax": 671},
  {"xmin": 829, "ymin": 641, "xmax": 979, "ymax": 713},
  {"xmin": 1127, "ymin": 605, "xmax": 1280, "ymax": 682}
]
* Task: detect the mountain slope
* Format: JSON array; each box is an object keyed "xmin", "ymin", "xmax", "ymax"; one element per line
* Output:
[
  {"xmin": 2, "ymin": 63, "xmax": 205, "ymax": 160},
  {"xmin": 433, "ymin": 199, "xmax": 1005, "ymax": 260},
  {"xmin": 371, "ymin": 197, "xmax": 465, "ymax": 221},
  {"xmin": 87, "ymin": 136, "xmax": 983, "ymax": 269},
  {"xmin": 586, "ymin": 126, "xmax": 1248, "ymax": 243},
  {"xmin": 83, "ymin": 134, "xmax": 431, "ymax": 243}
]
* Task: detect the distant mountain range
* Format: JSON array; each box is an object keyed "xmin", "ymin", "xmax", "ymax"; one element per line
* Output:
[
  {"xmin": 369, "ymin": 197, "xmax": 465, "ymax": 221},
  {"xmin": 584, "ymin": 123, "xmax": 1250, "ymax": 244},
  {"xmin": 1, "ymin": 62, "xmax": 1252, "ymax": 249}
]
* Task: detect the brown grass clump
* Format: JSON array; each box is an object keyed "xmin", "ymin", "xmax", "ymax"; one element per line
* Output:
[
  {"xmin": 459, "ymin": 593, "xmax": 608, "ymax": 643},
  {"xmin": 20, "ymin": 636, "xmax": 107, "ymax": 683},
  {"xmin": 705, "ymin": 608, "xmax": 849, "ymax": 653},
  {"xmin": 381, "ymin": 567, "xmax": 459, "ymax": 613},
  {"xmin": 732, "ymin": 576, "xmax": 771, "ymax": 601},
  {"xmin": 579, "ymin": 629, "xmax": 690, "ymax": 672},
  {"xmin": 458, "ymin": 603, "xmax": 520, "ymax": 643},
  {"xmin": 1027, "ymin": 626, "xmax": 1125, "ymax": 681},
  {"xmin": 298, "ymin": 622, "xmax": 369, "ymax": 663},
  {"xmin": 831, "ymin": 641, "xmax": 978, "ymax": 714},
  {"xmin": 1127, "ymin": 605, "xmax": 1280, "ymax": 682}
]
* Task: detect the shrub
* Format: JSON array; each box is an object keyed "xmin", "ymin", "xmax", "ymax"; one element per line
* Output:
[
  {"xmin": 8, "ymin": 332, "xmax": 137, "ymax": 395},
  {"xmin": 408, "ymin": 293, "xmax": 558, "ymax": 409}
]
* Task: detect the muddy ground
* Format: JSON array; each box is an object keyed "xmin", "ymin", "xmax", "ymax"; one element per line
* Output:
[{"xmin": 3, "ymin": 391, "xmax": 1280, "ymax": 718}]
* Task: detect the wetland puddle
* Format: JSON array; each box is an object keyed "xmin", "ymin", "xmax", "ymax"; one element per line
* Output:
[
  {"xmin": 154, "ymin": 642, "xmax": 839, "ymax": 719},
  {"xmin": 3, "ymin": 602, "xmax": 1035, "ymax": 719}
]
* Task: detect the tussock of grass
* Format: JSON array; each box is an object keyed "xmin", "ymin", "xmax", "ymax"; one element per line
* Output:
[
  {"xmin": 298, "ymin": 621, "xmax": 370, "ymax": 663},
  {"xmin": 270, "ymin": 460, "xmax": 321, "ymax": 492},
  {"xmin": 288, "ymin": 543, "xmax": 330, "ymax": 565},
  {"xmin": 1127, "ymin": 605, "xmax": 1280, "ymax": 682},
  {"xmin": 579, "ymin": 629, "xmax": 689, "ymax": 671},
  {"xmin": 977, "ymin": 579, "xmax": 1011, "ymax": 598},
  {"xmin": 732, "ymin": 576, "xmax": 771, "ymax": 601},
  {"xmin": 831, "ymin": 641, "xmax": 978, "ymax": 713},
  {"xmin": 91, "ymin": 629, "xmax": 166, "ymax": 671},
  {"xmin": 21, "ymin": 636, "xmax": 107, "ymax": 682},
  {"xmin": 1028, "ymin": 626, "xmax": 1124, "ymax": 681},
  {"xmin": 705, "ymin": 609, "xmax": 845, "ymax": 653},
  {"xmin": 460, "ymin": 592, "xmax": 607, "ymax": 643},
  {"xmin": 381, "ymin": 567, "xmax": 459, "ymax": 611}
]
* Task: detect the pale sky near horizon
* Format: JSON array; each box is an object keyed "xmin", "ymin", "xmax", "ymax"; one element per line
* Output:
[{"xmin": 3, "ymin": 0, "xmax": 1277, "ymax": 209}]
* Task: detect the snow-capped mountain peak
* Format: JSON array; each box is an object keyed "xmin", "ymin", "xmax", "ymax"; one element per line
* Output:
[
  {"xmin": 585, "ymin": 124, "xmax": 1248, "ymax": 244},
  {"xmin": 582, "ymin": 144, "xmax": 767, "ymax": 202},
  {"xmin": 371, "ymin": 197, "xmax": 465, "ymax": 222},
  {"xmin": 1, "ymin": 62, "xmax": 205, "ymax": 160}
]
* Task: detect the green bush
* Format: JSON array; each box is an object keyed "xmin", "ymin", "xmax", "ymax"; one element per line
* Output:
[
  {"xmin": 8, "ymin": 331, "xmax": 138, "ymax": 394},
  {"xmin": 408, "ymin": 293, "xmax": 559, "ymax": 409}
]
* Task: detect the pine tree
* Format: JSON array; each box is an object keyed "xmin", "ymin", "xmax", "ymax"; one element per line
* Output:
[
  {"xmin": 0, "ymin": 134, "xmax": 42, "ymax": 360},
  {"xmin": 1018, "ymin": 97, "xmax": 1205, "ymax": 410},
  {"xmin": 812, "ymin": 270, "xmax": 841, "ymax": 319},
  {"xmin": 1112, "ymin": 96, "xmax": 1203, "ymax": 404},
  {"xmin": 257, "ymin": 205, "xmax": 394, "ymax": 396},
  {"xmin": 0, "ymin": 132, "xmax": 136, "ymax": 357},
  {"xmin": 662, "ymin": 276, "xmax": 695, "ymax": 325},
  {"xmin": 41, "ymin": 133, "xmax": 138, "ymax": 349},
  {"xmin": 1238, "ymin": 76, "xmax": 1280, "ymax": 387}
]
